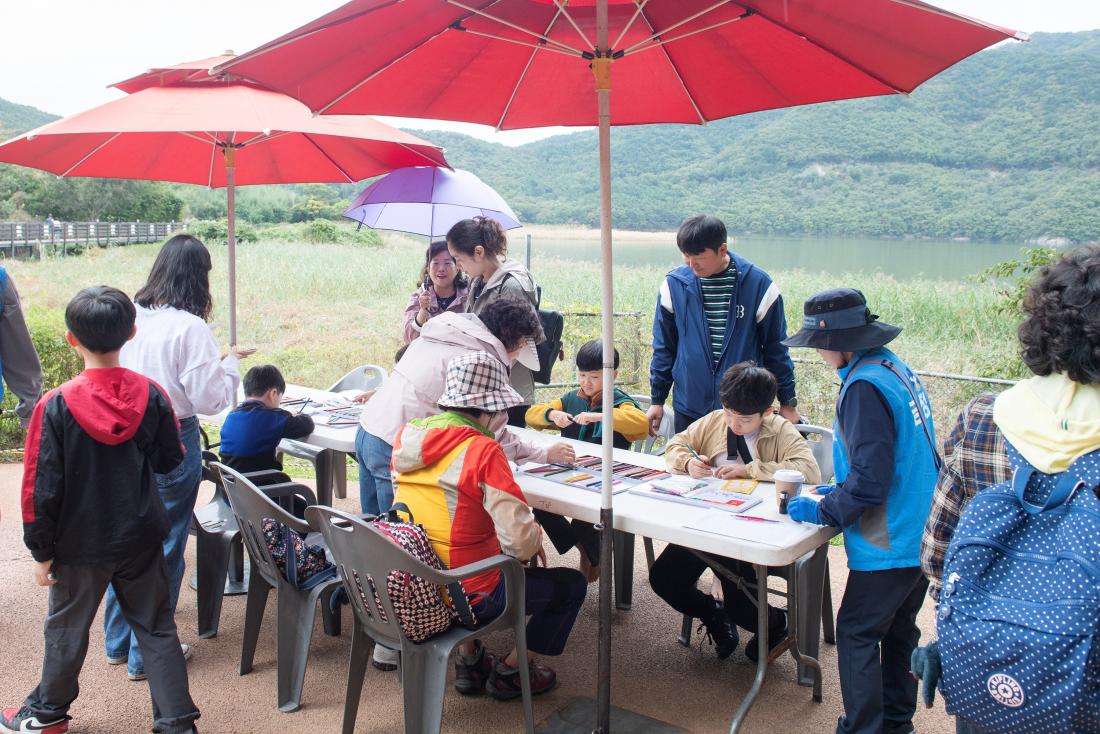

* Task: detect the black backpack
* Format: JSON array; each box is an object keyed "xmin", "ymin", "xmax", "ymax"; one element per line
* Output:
[{"xmin": 534, "ymin": 308, "xmax": 564, "ymax": 384}]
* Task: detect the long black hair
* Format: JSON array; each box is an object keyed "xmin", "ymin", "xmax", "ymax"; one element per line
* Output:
[
  {"xmin": 446, "ymin": 216, "xmax": 507, "ymax": 259},
  {"xmin": 419, "ymin": 240, "xmax": 468, "ymax": 289},
  {"xmin": 134, "ymin": 234, "xmax": 214, "ymax": 321}
]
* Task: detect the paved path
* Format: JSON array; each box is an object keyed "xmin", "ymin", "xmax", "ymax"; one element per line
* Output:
[{"xmin": 0, "ymin": 463, "xmax": 957, "ymax": 733}]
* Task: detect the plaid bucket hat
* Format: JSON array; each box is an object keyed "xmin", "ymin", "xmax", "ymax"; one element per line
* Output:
[{"xmin": 438, "ymin": 351, "xmax": 524, "ymax": 412}]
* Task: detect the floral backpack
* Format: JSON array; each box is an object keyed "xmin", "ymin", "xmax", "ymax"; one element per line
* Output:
[
  {"xmin": 359, "ymin": 505, "xmax": 479, "ymax": 643},
  {"xmin": 262, "ymin": 518, "xmax": 337, "ymax": 590}
]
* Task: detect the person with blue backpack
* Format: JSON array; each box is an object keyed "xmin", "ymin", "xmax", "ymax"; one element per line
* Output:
[
  {"xmin": 782, "ymin": 288, "xmax": 939, "ymax": 734},
  {"xmin": 912, "ymin": 245, "xmax": 1100, "ymax": 734}
]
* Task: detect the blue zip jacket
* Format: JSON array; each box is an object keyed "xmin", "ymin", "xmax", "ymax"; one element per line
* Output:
[
  {"xmin": 821, "ymin": 348, "xmax": 939, "ymax": 571},
  {"xmin": 219, "ymin": 399, "xmax": 315, "ymax": 474},
  {"xmin": 650, "ymin": 254, "xmax": 795, "ymax": 419}
]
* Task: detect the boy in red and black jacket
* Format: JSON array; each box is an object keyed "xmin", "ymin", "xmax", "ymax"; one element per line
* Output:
[{"xmin": 2, "ymin": 287, "xmax": 200, "ymax": 734}]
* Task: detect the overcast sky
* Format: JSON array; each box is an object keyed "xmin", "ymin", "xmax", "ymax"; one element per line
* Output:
[{"xmin": 2, "ymin": 0, "xmax": 1097, "ymax": 146}]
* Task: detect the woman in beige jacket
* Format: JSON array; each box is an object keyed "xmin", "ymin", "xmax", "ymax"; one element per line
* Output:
[{"xmin": 650, "ymin": 363, "xmax": 821, "ymax": 664}]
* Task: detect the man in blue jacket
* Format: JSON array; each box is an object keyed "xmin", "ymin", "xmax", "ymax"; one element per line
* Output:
[
  {"xmin": 648, "ymin": 215, "xmax": 799, "ymax": 434},
  {"xmin": 783, "ymin": 288, "xmax": 939, "ymax": 734}
]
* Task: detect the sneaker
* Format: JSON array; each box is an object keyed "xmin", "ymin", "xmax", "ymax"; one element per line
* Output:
[
  {"xmin": 882, "ymin": 722, "xmax": 915, "ymax": 734},
  {"xmin": 454, "ymin": 641, "xmax": 496, "ymax": 696},
  {"xmin": 0, "ymin": 706, "xmax": 70, "ymax": 733},
  {"xmin": 371, "ymin": 643, "xmax": 399, "ymax": 672},
  {"xmin": 698, "ymin": 600, "xmax": 738, "ymax": 660},
  {"xmin": 106, "ymin": 653, "xmax": 127, "ymax": 666},
  {"xmin": 129, "ymin": 644, "xmax": 192, "ymax": 682},
  {"xmin": 485, "ymin": 659, "xmax": 557, "ymax": 701},
  {"xmin": 745, "ymin": 610, "xmax": 788, "ymax": 664}
]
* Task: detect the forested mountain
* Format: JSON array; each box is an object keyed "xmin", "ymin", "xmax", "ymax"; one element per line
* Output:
[{"xmin": 1, "ymin": 31, "xmax": 1097, "ymax": 241}]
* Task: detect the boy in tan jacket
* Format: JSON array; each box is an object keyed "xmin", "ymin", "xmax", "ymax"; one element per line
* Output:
[{"xmin": 650, "ymin": 362, "xmax": 820, "ymax": 662}]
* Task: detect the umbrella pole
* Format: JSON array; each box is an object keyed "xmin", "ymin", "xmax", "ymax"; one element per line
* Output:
[
  {"xmin": 225, "ymin": 147, "xmax": 238, "ymax": 347},
  {"xmin": 594, "ymin": 2, "xmax": 613, "ymax": 733}
]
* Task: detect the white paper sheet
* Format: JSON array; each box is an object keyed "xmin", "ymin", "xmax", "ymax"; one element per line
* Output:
[{"xmin": 684, "ymin": 509, "xmax": 820, "ymax": 547}]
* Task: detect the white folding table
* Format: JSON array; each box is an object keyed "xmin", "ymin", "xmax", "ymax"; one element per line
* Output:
[{"xmin": 235, "ymin": 387, "xmax": 838, "ymax": 732}]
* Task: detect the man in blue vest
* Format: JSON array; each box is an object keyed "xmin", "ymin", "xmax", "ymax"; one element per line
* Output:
[
  {"xmin": 783, "ymin": 288, "xmax": 938, "ymax": 734},
  {"xmin": 648, "ymin": 215, "xmax": 799, "ymax": 435},
  {"xmin": 0, "ymin": 266, "xmax": 43, "ymax": 428}
]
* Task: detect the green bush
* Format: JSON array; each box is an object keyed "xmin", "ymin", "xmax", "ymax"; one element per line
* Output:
[
  {"xmin": 0, "ymin": 309, "xmax": 84, "ymax": 452},
  {"xmin": 185, "ymin": 219, "xmax": 259, "ymax": 246},
  {"xmin": 305, "ymin": 219, "xmax": 339, "ymax": 243}
]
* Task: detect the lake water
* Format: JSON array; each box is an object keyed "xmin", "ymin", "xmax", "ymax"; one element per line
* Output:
[{"xmin": 522, "ymin": 234, "xmax": 1026, "ymax": 281}]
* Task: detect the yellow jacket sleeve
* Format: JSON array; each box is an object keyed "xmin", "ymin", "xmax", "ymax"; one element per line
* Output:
[
  {"xmin": 611, "ymin": 401, "xmax": 650, "ymax": 442},
  {"xmin": 524, "ymin": 398, "xmax": 564, "ymax": 430}
]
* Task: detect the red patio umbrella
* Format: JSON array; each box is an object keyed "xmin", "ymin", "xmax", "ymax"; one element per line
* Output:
[
  {"xmin": 0, "ymin": 76, "xmax": 448, "ymax": 344},
  {"xmin": 217, "ymin": 3, "xmax": 1022, "ymax": 729}
]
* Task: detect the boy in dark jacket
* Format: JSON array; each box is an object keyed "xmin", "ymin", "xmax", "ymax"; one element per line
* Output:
[
  {"xmin": 218, "ymin": 364, "xmax": 315, "ymax": 475},
  {"xmin": 525, "ymin": 341, "xmax": 648, "ymax": 582},
  {"xmin": 3, "ymin": 286, "xmax": 199, "ymax": 734}
]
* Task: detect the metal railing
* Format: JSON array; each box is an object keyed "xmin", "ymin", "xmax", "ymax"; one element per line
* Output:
[{"xmin": 0, "ymin": 221, "xmax": 186, "ymax": 257}]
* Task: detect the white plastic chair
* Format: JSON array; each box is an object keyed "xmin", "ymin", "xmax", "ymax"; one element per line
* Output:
[
  {"xmin": 328, "ymin": 364, "xmax": 387, "ymax": 393},
  {"xmin": 796, "ymin": 424, "xmax": 834, "ymax": 483}
]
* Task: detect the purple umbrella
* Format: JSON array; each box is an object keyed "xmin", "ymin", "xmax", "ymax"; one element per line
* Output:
[{"xmin": 343, "ymin": 165, "xmax": 521, "ymax": 237}]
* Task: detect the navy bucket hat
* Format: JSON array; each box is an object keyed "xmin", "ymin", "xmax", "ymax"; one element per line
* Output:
[{"xmin": 782, "ymin": 288, "xmax": 902, "ymax": 352}]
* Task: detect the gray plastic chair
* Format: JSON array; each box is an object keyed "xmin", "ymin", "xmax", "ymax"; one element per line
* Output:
[
  {"xmin": 796, "ymin": 424, "xmax": 836, "ymax": 645},
  {"xmin": 215, "ymin": 463, "xmax": 343, "ymax": 713},
  {"xmin": 192, "ymin": 463, "xmax": 290, "ymax": 639},
  {"xmin": 305, "ymin": 505, "xmax": 535, "ymax": 734},
  {"xmin": 628, "ymin": 395, "xmax": 676, "ymax": 456},
  {"xmin": 797, "ymin": 424, "xmax": 835, "ymax": 483}
]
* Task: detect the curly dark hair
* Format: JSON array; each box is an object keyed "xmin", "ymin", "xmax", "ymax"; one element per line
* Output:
[
  {"xmin": 1018, "ymin": 245, "xmax": 1100, "ymax": 384},
  {"xmin": 478, "ymin": 294, "xmax": 544, "ymax": 352},
  {"xmin": 134, "ymin": 234, "xmax": 213, "ymax": 321}
]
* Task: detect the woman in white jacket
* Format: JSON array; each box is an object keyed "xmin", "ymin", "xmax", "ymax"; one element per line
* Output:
[{"xmin": 103, "ymin": 234, "xmax": 251, "ymax": 681}]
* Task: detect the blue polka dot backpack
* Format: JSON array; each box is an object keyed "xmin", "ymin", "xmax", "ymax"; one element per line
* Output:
[{"xmin": 937, "ymin": 441, "xmax": 1100, "ymax": 733}]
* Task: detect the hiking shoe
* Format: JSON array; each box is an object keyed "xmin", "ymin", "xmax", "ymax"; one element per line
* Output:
[
  {"xmin": 0, "ymin": 706, "xmax": 70, "ymax": 733},
  {"xmin": 485, "ymin": 660, "xmax": 557, "ymax": 701},
  {"xmin": 698, "ymin": 600, "xmax": 738, "ymax": 660},
  {"xmin": 454, "ymin": 641, "xmax": 496, "ymax": 696},
  {"xmin": 371, "ymin": 643, "xmax": 399, "ymax": 672},
  {"xmin": 129, "ymin": 644, "xmax": 192, "ymax": 682},
  {"xmin": 746, "ymin": 611, "xmax": 788, "ymax": 664}
]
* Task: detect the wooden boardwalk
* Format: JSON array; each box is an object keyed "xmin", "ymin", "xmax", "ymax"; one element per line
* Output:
[{"xmin": 0, "ymin": 220, "xmax": 185, "ymax": 257}]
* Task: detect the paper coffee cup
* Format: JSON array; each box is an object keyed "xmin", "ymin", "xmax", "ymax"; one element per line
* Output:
[{"xmin": 772, "ymin": 469, "xmax": 805, "ymax": 514}]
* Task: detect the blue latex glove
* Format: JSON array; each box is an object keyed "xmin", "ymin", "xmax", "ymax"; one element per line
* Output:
[
  {"xmin": 910, "ymin": 641, "xmax": 942, "ymax": 708},
  {"xmin": 812, "ymin": 483, "xmax": 838, "ymax": 496},
  {"xmin": 787, "ymin": 496, "xmax": 821, "ymax": 524}
]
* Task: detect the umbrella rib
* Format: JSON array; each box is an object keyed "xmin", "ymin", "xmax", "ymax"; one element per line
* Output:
[
  {"xmin": 447, "ymin": 0, "xmax": 584, "ymax": 55},
  {"xmin": 886, "ymin": 0, "xmax": 1029, "ymax": 39},
  {"xmin": 301, "ymin": 133, "xmax": 356, "ymax": 183},
  {"xmin": 624, "ymin": 13, "xmax": 750, "ymax": 57},
  {"xmin": 207, "ymin": 137, "xmax": 217, "ymax": 188},
  {"xmin": 633, "ymin": 5, "xmax": 706, "ymax": 123},
  {"xmin": 319, "ymin": 18, "xmax": 463, "ymax": 114},
  {"xmin": 747, "ymin": 8, "xmax": 908, "ymax": 93},
  {"xmin": 496, "ymin": 7, "xmax": 568, "ymax": 130},
  {"xmin": 396, "ymin": 141, "xmax": 452, "ymax": 169},
  {"xmin": 620, "ymin": 0, "xmax": 735, "ymax": 56},
  {"xmin": 178, "ymin": 131, "xmax": 215, "ymax": 145},
  {"xmin": 611, "ymin": 0, "xmax": 653, "ymax": 52},
  {"xmin": 59, "ymin": 132, "xmax": 122, "ymax": 177},
  {"xmin": 460, "ymin": 27, "xmax": 580, "ymax": 57},
  {"xmin": 550, "ymin": 0, "xmax": 593, "ymax": 50},
  {"xmin": 220, "ymin": 0, "xmax": 405, "ymax": 70}
]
